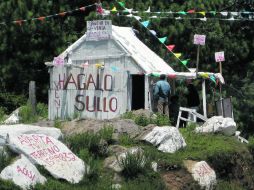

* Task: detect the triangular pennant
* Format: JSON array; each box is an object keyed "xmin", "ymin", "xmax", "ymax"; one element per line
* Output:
[
  {"xmin": 37, "ymin": 16, "xmax": 46, "ymax": 21},
  {"xmin": 145, "ymin": 6, "xmax": 151, "ymax": 13},
  {"xmin": 198, "ymin": 11, "xmax": 206, "ymax": 16},
  {"xmin": 118, "ymin": 2, "xmax": 125, "ymax": 8},
  {"xmin": 14, "ymin": 20, "xmax": 23, "ymax": 26},
  {"xmin": 111, "ymin": 7, "xmax": 117, "ymax": 12},
  {"xmin": 220, "ymin": 12, "xmax": 228, "ymax": 16},
  {"xmin": 174, "ymin": 53, "xmax": 182, "ymax": 58},
  {"xmin": 200, "ymin": 73, "xmax": 209, "ymax": 78},
  {"xmin": 79, "ymin": 7, "xmax": 86, "ymax": 11},
  {"xmin": 97, "ymin": 5, "xmax": 103, "ymax": 14},
  {"xmin": 166, "ymin": 45, "xmax": 175, "ymax": 51},
  {"xmin": 149, "ymin": 30, "xmax": 157, "ymax": 36},
  {"xmin": 181, "ymin": 60, "xmax": 189, "ymax": 65},
  {"xmin": 187, "ymin": 10, "xmax": 195, "ymax": 13},
  {"xmin": 59, "ymin": 12, "xmax": 67, "ymax": 17},
  {"xmin": 210, "ymin": 75, "xmax": 216, "ymax": 83},
  {"xmin": 231, "ymin": 12, "xmax": 238, "ymax": 16},
  {"xmin": 141, "ymin": 20, "xmax": 150, "ymax": 28},
  {"xmin": 178, "ymin": 11, "xmax": 186, "ymax": 15},
  {"xmin": 168, "ymin": 74, "xmax": 177, "ymax": 79},
  {"xmin": 158, "ymin": 37, "xmax": 167, "ymax": 44},
  {"xmin": 81, "ymin": 61, "xmax": 89, "ymax": 68},
  {"xmin": 210, "ymin": 11, "xmax": 216, "ymax": 15},
  {"xmin": 111, "ymin": 66, "xmax": 119, "ymax": 72},
  {"xmin": 152, "ymin": 72, "xmax": 160, "ymax": 77}
]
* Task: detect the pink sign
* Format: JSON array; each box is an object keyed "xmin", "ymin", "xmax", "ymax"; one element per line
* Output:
[
  {"xmin": 215, "ymin": 51, "xmax": 225, "ymax": 62},
  {"xmin": 194, "ymin": 34, "xmax": 206, "ymax": 45}
]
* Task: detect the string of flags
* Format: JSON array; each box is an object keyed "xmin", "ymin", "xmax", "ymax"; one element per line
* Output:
[
  {"xmin": 105, "ymin": 3, "xmax": 254, "ymax": 21},
  {"xmin": 0, "ymin": 3, "xmax": 96, "ymax": 26}
]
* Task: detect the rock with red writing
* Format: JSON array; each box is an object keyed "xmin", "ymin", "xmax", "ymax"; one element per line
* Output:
[
  {"xmin": 195, "ymin": 116, "xmax": 237, "ymax": 136},
  {"xmin": 184, "ymin": 160, "xmax": 216, "ymax": 190},
  {"xmin": 0, "ymin": 154, "xmax": 46, "ymax": 189},
  {"xmin": 6, "ymin": 134, "xmax": 87, "ymax": 183},
  {"xmin": 0, "ymin": 124, "xmax": 62, "ymax": 145},
  {"xmin": 143, "ymin": 126, "xmax": 186, "ymax": 153}
]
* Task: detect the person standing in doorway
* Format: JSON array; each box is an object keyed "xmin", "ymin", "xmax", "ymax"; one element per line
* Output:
[{"xmin": 153, "ymin": 74, "xmax": 171, "ymax": 115}]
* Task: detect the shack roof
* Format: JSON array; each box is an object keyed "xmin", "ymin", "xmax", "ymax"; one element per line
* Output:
[{"xmin": 59, "ymin": 25, "xmax": 175, "ymax": 75}]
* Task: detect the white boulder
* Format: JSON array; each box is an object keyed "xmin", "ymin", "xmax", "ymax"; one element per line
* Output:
[
  {"xmin": 4, "ymin": 108, "xmax": 20, "ymax": 124},
  {"xmin": 6, "ymin": 133, "xmax": 87, "ymax": 183},
  {"xmin": 184, "ymin": 160, "xmax": 216, "ymax": 190},
  {"xmin": 143, "ymin": 126, "xmax": 186, "ymax": 153},
  {"xmin": 0, "ymin": 154, "xmax": 46, "ymax": 189},
  {"xmin": 0, "ymin": 124, "xmax": 62, "ymax": 145},
  {"xmin": 195, "ymin": 116, "xmax": 236, "ymax": 136}
]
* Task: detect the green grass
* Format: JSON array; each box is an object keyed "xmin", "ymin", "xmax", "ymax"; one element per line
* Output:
[{"xmin": 141, "ymin": 125, "xmax": 248, "ymax": 167}]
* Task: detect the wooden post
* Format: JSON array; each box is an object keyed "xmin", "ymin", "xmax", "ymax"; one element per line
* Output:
[
  {"xmin": 219, "ymin": 61, "xmax": 224, "ymax": 117},
  {"xmin": 29, "ymin": 81, "xmax": 36, "ymax": 115},
  {"xmin": 202, "ymin": 79, "xmax": 207, "ymax": 118},
  {"xmin": 196, "ymin": 45, "xmax": 200, "ymax": 77}
]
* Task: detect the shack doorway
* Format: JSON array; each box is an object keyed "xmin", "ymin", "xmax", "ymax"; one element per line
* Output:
[{"xmin": 131, "ymin": 75, "xmax": 145, "ymax": 110}]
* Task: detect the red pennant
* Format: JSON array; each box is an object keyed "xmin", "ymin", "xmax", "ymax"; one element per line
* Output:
[
  {"xmin": 59, "ymin": 12, "xmax": 67, "ymax": 17},
  {"xmin": 187, "ymin": 9, "xmax": 195, "ymax": 13},
  {"xmin": 166, "ymin": 45, "xmax": 175, "ymax": 52},
  {"xmin": 37, "ymin": 16, "xmax": 46, "ymax": 21},
  {"xmin": 79, "ymin": 7, "xmax": 86, "ymax": 11},
  {"xmin": 168, "ymin": 74, "xmax": 177, "ymax": 79},
  {"xmin": 97, "ymin": 6, "xmax": 103, "ymax": 14},
  {"xmin": 15, "ymin": 20, "xmax": 23, "ymax": 26}
]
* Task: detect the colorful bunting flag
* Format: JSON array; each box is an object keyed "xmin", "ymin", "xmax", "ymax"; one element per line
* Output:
[
  {"xmin": 166, "ymin": 45, "xmax": 175, "ymax": 51},
  {"xmin": 95, "ymin": 63, "xmax": 104, "ymax": 68},
  {"xmin": 198, "ymin": 12, "xmax": 206, "ymax": 16},
  {"xmin": 118, "ymin": 2, "xmax": 125, "ymax": 8},
  {"xmin": 181, "ymin": 60, "xmax": 189, "ymax": 66},
  {"xmin": 158, "ymin": 37, "xmax": 167, "ymax": 43},
  {"xmin": 145, "ymin": 6, "xmax": 151, "ymax": 13},
  {"xmin": 111, "ymin": 7, "xmax": 117, "ymax": 12},
  {"xmin": 152, "ymin": 73, "xmax": 160, "ymax": 77},
  {"xmin": 79, "ymin": 7, "xmax": 86, "ymax": 11},
  {"xmin": 187, "ymin": 10, "xmax": 195, "ymax": 13},
  {"xmin": 141, "ymin": 20, "xmax": 150, "ymax": 27},
  {"xmin": 149, "ymin": 30, "xmax": 157, "ymax": 36},
  {"xmin": 210, "ymin": 11, "xmax": 216, "ymax": 15},
  {"xmin": 200, "ymin": 73, "xmax": 209, "ymax": 78},
  {"xmin": 81, "ymin": 61, "xmax": 89, "ymax": 68},
  {"xmin": 174, "ymin": 53, "xmax": 182, "ymax": 58},
  {"xmin": 37, "ymin": 16, "xmax": 46, "ymax": 21},
  {"xmin": 168, "ymin": 74, "xmax": 177, "ymax": 79},
  {"xmin": 97, "ymin": 5, "xmax": 103, "ymax": 14},
  {"xmin": 220, "ymin": 12, "xmax": 228, "ymax": 16},
  {"xmin": 59, "ymin": 12, "xmax": 67, "ymax": 17},
  {"xmin": 210, "ymin": 75, "xmax": 216, "ymax": 83},
  {"xmin": 111, "ymin": 66, "xmax": 119, "ymax": 71},
  {"xmin": 178, "ymin": 11, "xmax": 186, "ymax": 15}
]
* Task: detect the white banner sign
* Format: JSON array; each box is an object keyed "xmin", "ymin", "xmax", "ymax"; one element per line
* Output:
[
  {"xmin": 194, "ymin": 34, "xmax": 206, "ymax": 45},
  {"xmin": 86, "ymin": 20, "xmax": 112, "ymax": 41},
  {"xmin": 215, "ymin": 51, "xmax": 225, "ymax": 62}
]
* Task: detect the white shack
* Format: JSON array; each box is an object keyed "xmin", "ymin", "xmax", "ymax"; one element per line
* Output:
[{"xmin": 46, "ymin": 20, "xmax": 224, "ymax": 120}]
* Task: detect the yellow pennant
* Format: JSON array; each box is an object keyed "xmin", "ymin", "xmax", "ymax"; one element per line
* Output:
[
  {"xmin": 174, "ymin": 53, "xmax": 182, "ymax": 58},
  {"xmin": 95, "ymin": 63, "xmax": 103, "ymax": 68},
  {"xmin": 200, "ymin": 73, "xmax": 209, "ymax": 78},
  {"xmin": 198, "ymin": 11, "xmax": 206, "ymax": 16},
  {"xmin": 111, "ymin": 7, "xmax": 117, "ymax": 12}
]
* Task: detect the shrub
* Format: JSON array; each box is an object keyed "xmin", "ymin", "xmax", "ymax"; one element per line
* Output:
[
  {"xmin": 153, "ymin": 113, "xmax": 171, "ymax": 126},
  {"xmin": 0, "ymin": 92, "xmax": 26, "ymax": 114},
  {"xmin": 54, "ymin": 119, "xmax": 62, "ymax": 129},
  {"xmin": 119, "ymin": 134, "xmax": 137, "ymax": 147},
  {"xmin": 0, "ymin": 107, "xmax": 6, "ymax": 122},
  {"xmin": 0, "ymin": 179, "xmax": 21, "ymax": 190},
  {"xmin": 36, "ymin": 103, "xmax": 48, "ymax": 118},
  {"xmin": 121, "ymin": 111, "xmax": 135, "ymax": 120},
  {"xmin": 66, "ymin": 127, "xmax": 113, "ymax": 157},
  {"xmin": 19, "ymin": 103, "xmax": 38, "ymax": 123},
  {"xmin": 134, "ymin": 114, "xmax": 150, "ymax": 126},
  {"xmin": 0, "ymin": 150, "xmax": 11, "ymax": 171},
  {"xmin": 119, "ymin": 150, "xmax": 150, "ymax": 178}
]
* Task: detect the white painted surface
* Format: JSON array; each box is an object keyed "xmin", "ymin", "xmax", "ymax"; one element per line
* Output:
[
  {"xmin": 0, "ymin": 124, "xmax": 62, "ymax": 146},
  {"xmin": 143, "ymin": 126, "xmax": 186, "ymax": 153},
  {"xmin": 6, "ymin": 134, "xmax": 87, "ymax": 183},
  {"xmin": 4, "ymin": 108, "xmax": 20, "ymax": 124},
  {"xmin": 192, "ymin": 161, "xmax": 216, "ymax": 190},
  {"xmin": 195, "ymin": 116, "xmax": 237, "ymax": 136},
  {"xmin": 0, "ymin": 154, "xmax": 46, "ymax": 190}
]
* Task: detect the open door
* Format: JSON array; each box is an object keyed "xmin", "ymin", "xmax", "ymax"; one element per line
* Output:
[{"xmin": 131, "ymin": 75, "xmax": 145, "ymax": 110}]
